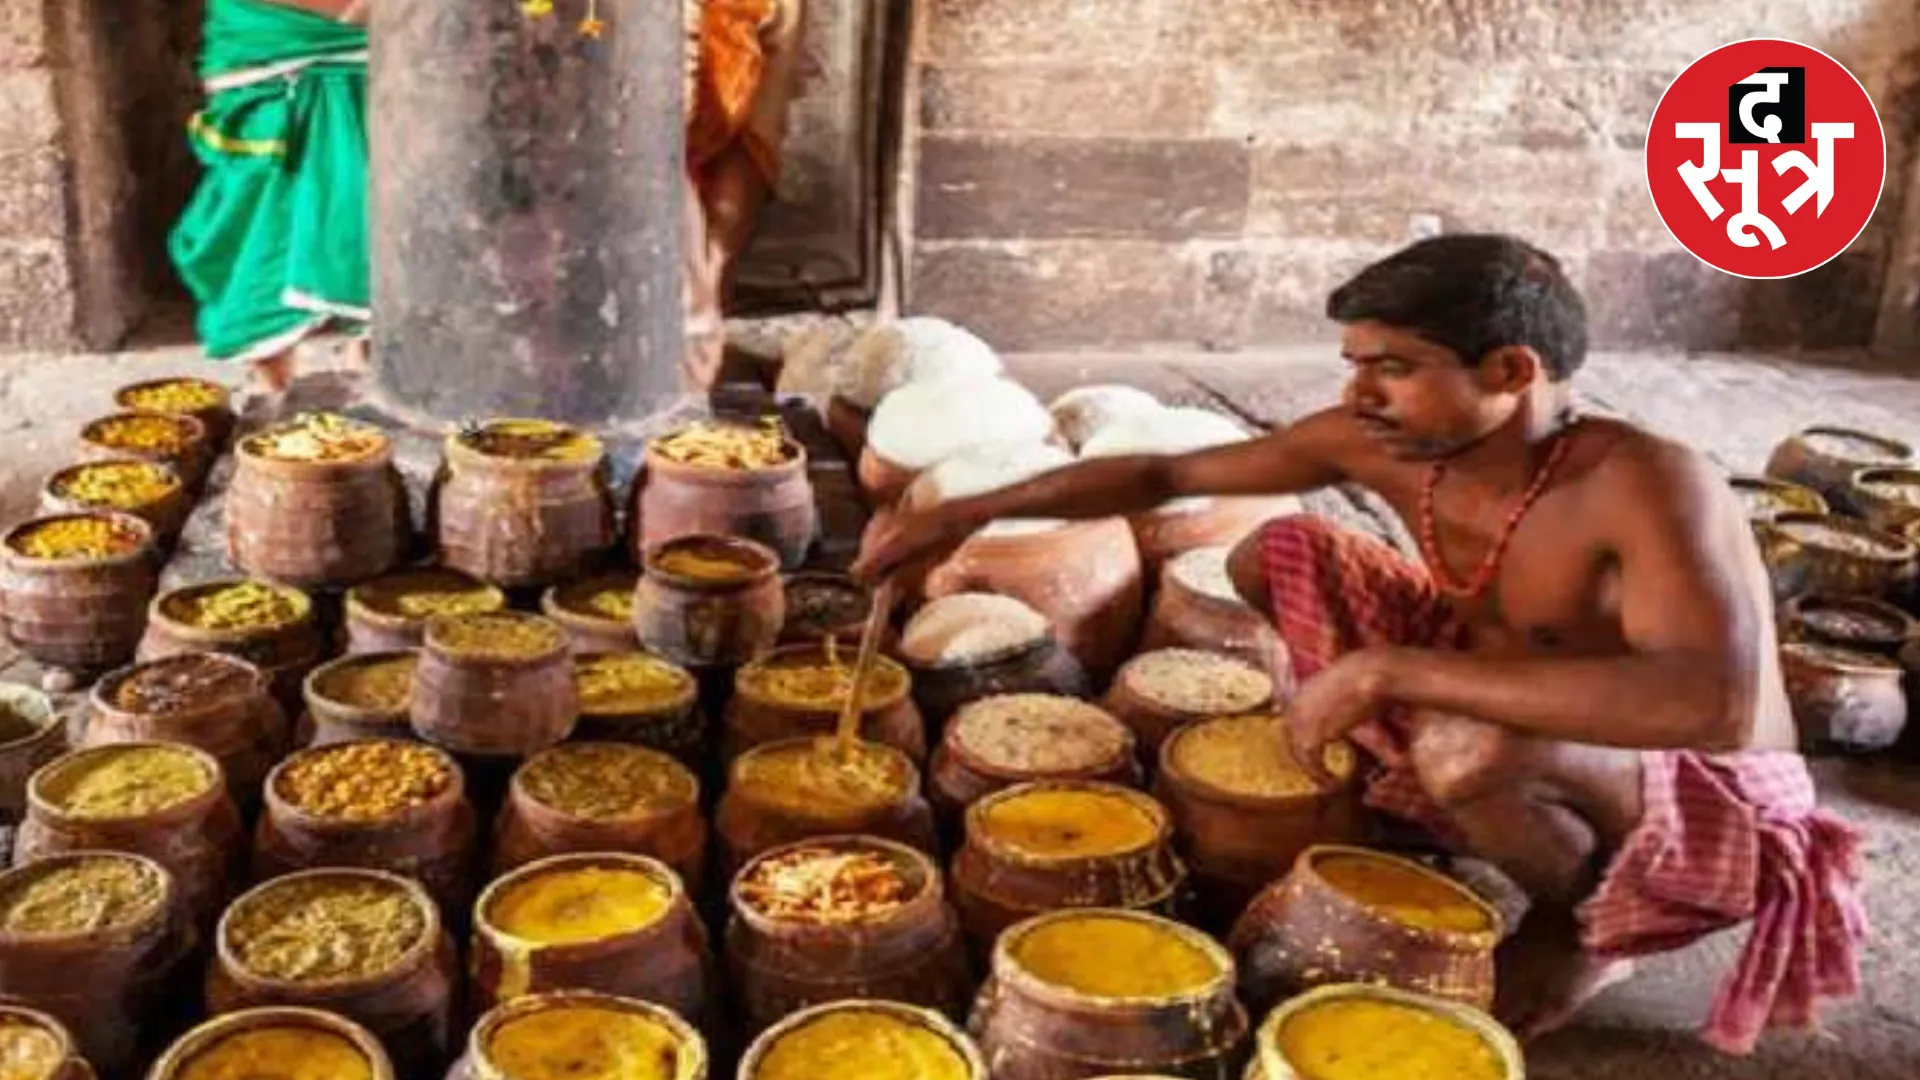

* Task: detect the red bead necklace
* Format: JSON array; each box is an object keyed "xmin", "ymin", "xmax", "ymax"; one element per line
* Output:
[{"xmin": 1417, "ymin": 421, "xmax": 1579, "ymax": 600}]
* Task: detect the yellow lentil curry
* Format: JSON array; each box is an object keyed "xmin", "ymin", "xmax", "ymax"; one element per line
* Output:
[
  {"xmin": 85, "ymin": 413, "xmax": 197, "ymax": 455},
  {"xmin": 487, "ymin": 1004, "xmax": 694, "ymax": 1080},
  {"xmin": 1170, "ymin": 714, "xmax": 1354, "ymax": 798},
  {"xmin": 1276, "ymin": 996, "xmax": 1506, "ymax": 1080},
  {"xmin": 459, "ymin": 419, "xmax": 599, "ymax": 462},
  {"xmin": 488, "ymin": 864, "xmax": 673, "ymax": 946},
  {"xmin": 242, "ymin": 413, "xmax": 385, "ymax": 463},
  {"xmin": 275, "ymin": 742, "xmax": 452, "ymax": 821},
  {"xmin": 49, "ymin": 461, "xmax": 180, "ymax": 511},
  {"xmin": 162, "ymin": 581, "xmax": 304, "ymax": 632},
  {"xmin": 175, "ymin": 1025, "xmax": 373, "ymax": 1080},
  {"xmin": 574, "ymin": 653, "xmax": 692, "ymax": 714},
  {"xmin": 312, "ymin": 654, "xmax": 417, "ymax": 713},
  {"xmin": 117, "ymin": 378, "xmax": 226, "ymax": 415},
  {"xmin": 651, "ymin": 418, "xmax": 794, "ymax": 470},
  {"xmin": 350, "ymin": 569, "xmax": 504, "ymax": 621},
  {"xmin": 0, "ymin": 1017, "xmax": 63, "ymax": 1080},
  {"xmin": 430, "ymin": 613, "xmax": 566, "ymax": 659},
  {"xmin": 734, "ymin": 740, "xmax": 910, "ymax": 816},
  {"xmin": 0, "ymin": 855, "xmax": 163, "ymax": 935},
  {"xmin": 649, "ymin": 537, "xmax": 765, "ymax": 582},
  {"xmin": 1011, "ymin": 914, "xmax": 1220, "ymax": 999},
  {"xmin": 518, "ymin": 744, "xmax": 694, "ymax": 821},
  {"xmin": 554, "ymin": 574, "xmax": 637, "ymax": 622},
  {"xmin": 225, "ymin": 875, "xmax": 427, "ymax": 983},
  {"xmin": 739, "ymin": 646, "xmax": 907, "ymax": 711},
  {"xmin": 976, "ymin": 787, "xmax": 1160, "ymax": 859},
  {"xmin": 1316, "ymin": 853, "xmax": 1492, "ymax": 935},
  {"xmin": 8, "ymin": 515, "xmax": 145, "ymax": 560},
  {"xmin": 38, "ymin": 744, "xmax": 212, "ymax": 819},
  {"xmin": 753, "ymin": 1008, "xmax": 969, "ymax": 1080}
]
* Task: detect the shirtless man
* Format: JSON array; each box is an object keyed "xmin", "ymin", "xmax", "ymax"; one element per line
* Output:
[{"xmin": 854, "ymin": 234, "xmax": 1865, "ymax": 1053}]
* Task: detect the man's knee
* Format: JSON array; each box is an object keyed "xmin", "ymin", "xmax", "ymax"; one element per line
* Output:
[{"xmin": 1409, "ymin": 713, "xmax": 1520, "ymax": 808}]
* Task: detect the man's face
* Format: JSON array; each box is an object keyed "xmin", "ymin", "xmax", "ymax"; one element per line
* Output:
[{"xmin": 1337, "ymin": 321, "xmax": 1522, "ymax": 461}]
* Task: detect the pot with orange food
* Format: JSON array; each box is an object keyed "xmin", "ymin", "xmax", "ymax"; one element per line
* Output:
[
  {"xmin": 715, "ymin": 738, "xmax": 939, "ymax": 876},
  {"xmin": 1228, "ymin": 845, "xmax": 1504, "ymax": 1019},
  {"xmin": 0, "ymin": 1003, "xmax": 95, "ymax": 1080},
  {"xmin": 490, "ymin": 742, "xmax": 708, "ymax": 887},
  {"xmin": 447, "ymin": 991, "xmax": 708, "ymax": 1080},
  {"xmin": 632, "ymin": 419, "xmax": 818, "ymax": 570},
  {"xmin": 0, "ymin": 511, "xmax": 158, "ymax": 675},
  {"xmin": 431, "ymin": 419, "xmax": 617, "ymax": 589},
  {"xmin": 738, "ymin": 1000, "xmax": 987, "ymax": 1080},
  {"xmin": 724, "ymin": 642, "xmax": 926, "ymax": 766},
  {"xmin": 1246, "ymin": 982, "xmax": 1524, "ymax": 1080},
  {"xmin": 570, "ymin": 651, "xmax": 705, "ymax": 766},
  {"xmin": 726, "ymin": 835, "xmax": 972, "ymax": 1038},
  {"xmin": 146, "ymin": 1007, "xmax": 397, "ymax": 1080}
]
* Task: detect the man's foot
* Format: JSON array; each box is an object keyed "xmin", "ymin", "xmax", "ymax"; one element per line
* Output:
[
  {"xmin": 249, "ymin": 353, "xmax": 296, "ymax": 394},
  {"xmin": 1493, "ymin": 908, "xmax": 1635, "ymax": 1040}
]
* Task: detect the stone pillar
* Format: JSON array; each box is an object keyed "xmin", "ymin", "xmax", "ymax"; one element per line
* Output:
[{"xmin": 370, "ymin": 2, "xmax": 684, "ymax": 426}]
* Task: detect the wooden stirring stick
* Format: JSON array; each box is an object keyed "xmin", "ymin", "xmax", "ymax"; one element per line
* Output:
[{"xmin": 835, "ymin": 577, "xmax": 896, "ymax": 759}]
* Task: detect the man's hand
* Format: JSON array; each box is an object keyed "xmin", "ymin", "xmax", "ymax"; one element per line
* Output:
[
  {"xmin": 852, "ymin": 505, "xmax": 972, "ymax": 585},
  {"xmin": 1284, "ymin": 648, "xmax": 1393, "ymax": 784}
]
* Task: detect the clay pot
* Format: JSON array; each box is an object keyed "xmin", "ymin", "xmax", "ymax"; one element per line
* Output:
[
  {"xmin": 253, "ymin": 740, "xmax": 479, "ymax": 917},
  {"xmin": 570, "ymin": 651, "xmax": 706, "ymax": 765},
  {"xmin": 1140, "ymin": 548, "xmax": 1286, "ymax": 689},
  {"xmin": 1250, "ymin": 983, "xmax": 1523, "ymax": 1080},
  {"xmin": 541, "ymin": 571, "xmax": 641, "ymax": 654},
  {"xmin": 726, "ymin": 835, "xmax": 972, "ymax": 1036},
  {"xmin": 225, "ymin": 424, "xmax": 410, "ymax": 589},
  {"xmin": 632, "ymin": 430, "xmax": 818, "ymax": 569},
  {"xmin": 1766, "ymin": 426, "xmax": 1913, "ymax": 507},
  {"xmin": 950, "ymin": 782, "xmax": 1188, "ymax": 956},
  {"xmin": 1781, "ymin": 593, "xmax": 1913, "ymax": 658},
  {"xmin": 1153, "ymin": 717, "xmax": 1363, "ymax": 933},
  {"xmin": 0, "ymin": 852, "xmax": 187, "ymax": 1079},
  {"xmin": 1100, "ymin": 649, "xmax": 1276, "ymax": 763},
  {"xmin": 919, "ymin": 517, "xmax": 1145, "ymax": 681},
  {"xmin": 1780, "ymin": 642, "xmax": 1908, "ymax": 754},
  {"xmin": 1127, "ymin": 497, "xmax": 1296, "ymax": 580},
  {"xmin": 724, "ymin": 643, "xmax": 926, "ymax": 765},
  {"xmin": 929, "ymin": 695, "xmax": 1142, "ymax": 825},
  {"xmin": 447, "ymin": 991, "xmax": 707, "ymax": 1080},
  {"xmin": 342, "ymin": 569, "xmax": 508, "ymax": 654},
  {"xmin": 112, "ymin": 375, "xmax": 236, "ymax": 448},
  {"xmin": 0, "ymin": 511, "xmax": 158, "ymax": 675},
  {"xmin": 1228, "ymin": 845, "xmax": 1503, "ymax": 1019},
  {"xmin": 148, "ymin": 1007, "xmax": 395, "ymax": 1080},
  {"xmin": 0, "ymin": 683, "xmax": 69, "ymax": 822},
  {"xmin": 0, "ymin": 1003, "xmax": 96, "ymax": 1080},
  {"xmin": 431, "ymin": 420, "xmax": 618, "ymax": 588},
  {"xmin": 470, "ymin": 853, "xmax": 713, "ymax": 1022},
  {"xmin": 716, "ymin": 737, "xmax": 939, "ymax": 875},
  {"xmin": 208, "ymin": 868, "xmax": 458, "ymax": 1079},
  {"xmin": 780, "ymin": 571, "xmax": 877, "ymax": 647},
  {"xmin": 85, "ymin": 653, "xmax": 291, "ymax": 808},
  {"xmin": 1846, "ymin": 466, "xmax": 1920, "ymax": 533},
  {"xmin": 1756, "ymin": 513, "xmax": 1919, "ymax": 606},
  {"xmin": 1729, "ymin": 474, "xmax": 1829, "ymax": 523},
  {"xmin": 39, "ymin": 459, "xmax": 191, "ymax": 548},
  {"xmin": 971, "ymin": 909, "xmax": 1250, "ymax": 1080},
  {"xmin": 490, "ymin": 742, "xmax": 708, "ymax": 886},
  {"xmin": 908, "ymin": 639, "xmax": 1090, "ymax": 737},
  {"xmin": 742, "ymin": 999, "xmax": 987, "ymax": 1080},
  {"xmin": 138, "ymin": 579, "xmax": 325, "ymax": 716},
  {"xmin": 17, "ymin": 741, "xmax": 243, "ymax": 934},
  {"xmin": 632, "ymin": 535, "xmax": 786, "ymax": 668},
  {"xmin": 411, "ymin": 613, "xmax": 578, "ymax": 758},
  {"xmin": 299, "ymin": 650, "xmax": 420, "ymax": 747},
  {"xmin": 77, "ymin": 411, "xmax": 212, "ymax": 490},
  {"xmin": 825, "ymin": 396, "xmax": 871, "ymax": 463}
]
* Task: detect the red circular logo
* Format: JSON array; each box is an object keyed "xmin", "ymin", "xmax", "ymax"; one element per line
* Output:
[{"xmin": 1646, "ymin": 38, "xmax": 1885, "ymax": 279}]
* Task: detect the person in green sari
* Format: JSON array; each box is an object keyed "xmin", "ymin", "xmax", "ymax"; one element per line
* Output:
[{"xmin": 169, "ymin": 0, "xmax": 368, "ymax": 392}]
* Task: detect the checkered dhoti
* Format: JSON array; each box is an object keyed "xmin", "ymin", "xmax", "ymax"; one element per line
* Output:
[{"xmin": 1259, "ymin": 513, "xmax": 1867, "ymax": 1054}]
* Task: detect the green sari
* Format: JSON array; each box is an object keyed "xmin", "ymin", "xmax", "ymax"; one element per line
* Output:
[{"xmin": 168, "ymin": 0, "xmax": 369, "ymax": 362}]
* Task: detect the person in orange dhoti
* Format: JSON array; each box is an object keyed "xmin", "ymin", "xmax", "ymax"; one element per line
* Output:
[{"xmin": 682, "ymin": 0, "xmax": 807, "ymax": 391}]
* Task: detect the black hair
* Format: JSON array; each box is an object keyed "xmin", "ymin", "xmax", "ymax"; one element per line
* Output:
[{"xmin": 1325, "ymin": 234, "xmax": 1589, "ymax": 381}]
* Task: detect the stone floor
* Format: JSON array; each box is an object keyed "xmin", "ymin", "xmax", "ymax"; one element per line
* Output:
[{"xmin": 3, "ymin": 335, "xmax": 1920, "ymax": 1078}]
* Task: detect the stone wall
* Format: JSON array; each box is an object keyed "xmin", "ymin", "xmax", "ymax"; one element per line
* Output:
[
  {"xmin": 903, "ymin": 0, "xmax": 1920, "ymax": 354},
  {"xmin": 0, "ymin": 0, "xmax": 195, "ymax": 351}
]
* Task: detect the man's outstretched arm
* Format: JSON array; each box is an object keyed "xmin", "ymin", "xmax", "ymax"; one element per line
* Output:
[{"xmin": 853, "ymin": 408, "xmax": 1355, "ymax": 582}]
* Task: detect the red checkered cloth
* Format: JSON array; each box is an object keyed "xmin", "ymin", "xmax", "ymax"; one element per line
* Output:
[{"xmin": 1259, "ymin": 512, "xmax": 1867, "ymax": 1054}]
